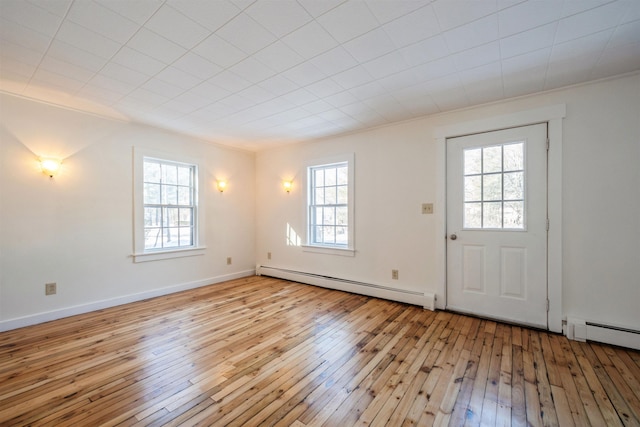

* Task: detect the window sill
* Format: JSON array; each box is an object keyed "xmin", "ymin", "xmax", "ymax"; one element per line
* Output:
[
  {"xmin": 301, "ymin": 245, "xmax": 355, "ymax": 257},
  {"xmin": 132, "ymin": 247, "xmax": 206, "ymax": 263}
]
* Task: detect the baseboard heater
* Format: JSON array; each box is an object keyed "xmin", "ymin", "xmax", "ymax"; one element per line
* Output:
[
  {"xmin": 256, "ymin": 265, "xmax": 435, "ymax": 310},
  {"xmin": 568, "ymin": 318, "xmax": 640, "ymax": 350}
]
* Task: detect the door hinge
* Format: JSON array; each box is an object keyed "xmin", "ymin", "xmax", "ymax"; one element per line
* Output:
[
  {"xmin": 546, "ymin": 137, "xmax": 550, "ymax": 151},
  {"xmin": 546, "ymin": 218, "xmax": 550, "ymax": 231},
  {"xmin": 546, "ymin": 299, "xmax": 550, "ymax": 312}
]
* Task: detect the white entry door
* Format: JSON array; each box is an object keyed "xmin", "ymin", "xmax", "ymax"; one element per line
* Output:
[{"xmin": 446, "ymin": 123, "xmax": 548, "ymax": 328}]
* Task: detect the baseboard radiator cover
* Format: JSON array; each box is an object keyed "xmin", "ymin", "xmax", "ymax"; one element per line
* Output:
[
  {"xmin": 567, "ymin": 317, "xmax": 640, "ymax": 350},
  {"xmin": 256, "ymin": 265, "xmax": 435, "ymax": 310}
]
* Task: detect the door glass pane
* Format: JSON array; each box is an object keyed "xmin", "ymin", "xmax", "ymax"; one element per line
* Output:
[
  {"xmin": 504, "ymin": 201, "xmax": 525, "ymax": 229},
  {"xmin": 464, "ymin": 148, "xmax": 481, "ymax": 175},
  {"xmin": 503, "ymin": 142, "xmax": 524, "ymax": 171},
  {"xmin": 483, "ymin": 174, "xmax": 502, "ymax": 201},
  {"xmin": 483, "ymin": 146, "xmax": 502, "ymax": 173},
  {"xmin": 464, "ymin": 203, "xmax": 482, "ymax": 228},
  {"xmin": 504, "ymin": 172, "xmax": 524, "ymax": 200},
  {"xmin": 464, "ymin": 176, "xmax": 481, "ymax": 201},
  {"xmin": 483, "ymin": 202, "xmax": 502, "ymax": 228}
]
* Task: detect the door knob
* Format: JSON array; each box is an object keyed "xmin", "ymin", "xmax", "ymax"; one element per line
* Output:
[{"xmin": 450, "ymin": 234, "xmax": 457, "ymax": 240}]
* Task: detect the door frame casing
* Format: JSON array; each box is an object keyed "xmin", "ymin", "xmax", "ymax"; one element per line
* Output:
[{"xmin": 434, "ymin": 104, "xmax": 565, "ymax": 333}]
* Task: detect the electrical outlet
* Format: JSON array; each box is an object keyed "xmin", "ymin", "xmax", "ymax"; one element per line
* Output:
[
  {"xmin": 267, "ymin": 252, "xmax": 272, "ymax": 260},
  {"xmin": 392, "ymin": 270, "xmax": 399, "ymax": 280},
  {"xmin": 226, "ymin": 257, "xmax": 232, "ymax": 265},
  {"xmin": 422, "ymin": 203, "xmax": 434, "ymax": 214},
  {"xmin": 45, "ymin": 282, "xmax": 57, "ymax": 295}
]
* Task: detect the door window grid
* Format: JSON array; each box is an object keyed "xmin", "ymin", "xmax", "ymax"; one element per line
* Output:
[
  {"xmin": 463, "ymin": 142, "xmax": 525, "ymax": 229},
  {"xmin": 143, "ymin": 158, "xmax": 196, "ymax": 250},
  {"xmin": 308, "ymin": 162, "xmax": 349, "ymax": 247}
]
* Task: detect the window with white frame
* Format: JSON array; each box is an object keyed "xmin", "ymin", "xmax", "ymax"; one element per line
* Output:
[
  {"xmin": 306, "ymin": 154, "xmax": 354, "ymax": 253},
  {"xmin": 132, "ymin": 148, "xmax": 206, "ymax": 263},
  {"xmin": 143, "ymin": 158, "xmax": 197, "ymax": 250}
]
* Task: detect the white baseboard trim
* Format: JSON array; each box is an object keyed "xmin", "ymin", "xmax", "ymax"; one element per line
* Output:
[
  {"xmin": 566, "ymin": 317, "xmax": 640, "ymax": 350},
  {"xmin": 257, "ymin": 265, "xmax": 435, "ymax": 310},
  {"xmin": 0, "ymin": 269, "xmax": 255, "ymax": 332}
]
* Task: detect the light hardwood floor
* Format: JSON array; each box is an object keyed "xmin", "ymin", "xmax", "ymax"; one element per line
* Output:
[{"xmin": 1, "ymin": 276, "xmax": 639, "ymax": 426}]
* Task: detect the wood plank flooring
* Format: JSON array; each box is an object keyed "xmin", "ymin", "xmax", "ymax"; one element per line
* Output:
[{"xmin": 0, "ymin": 275, "xmax": 639, "ymax": 426}]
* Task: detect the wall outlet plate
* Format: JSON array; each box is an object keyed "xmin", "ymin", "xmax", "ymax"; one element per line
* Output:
[
  {"xmin": 45, "ymin": 282, "xmax": 57, "ymax": 295},
  {"xmin": 422, "ymin": 203, "xmax": 434, "ymax": 214}
]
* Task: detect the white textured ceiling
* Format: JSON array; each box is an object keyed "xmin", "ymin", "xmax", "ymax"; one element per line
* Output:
[{"xmin": 1, "ymin": 0, "xmax": 639, "ymax": 151}]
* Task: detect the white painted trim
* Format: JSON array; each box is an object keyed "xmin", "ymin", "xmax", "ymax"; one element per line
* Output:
[
  {"xmin": 132, "ymin": 246, "xmax": 207, "ymax": 263},
  {"xmin": 566, "ymin": 318, "xmax": 640, "ymax": 350},
  {"xmin": 435, "ymin": 104, "xmax": 566, "ymax": 332},
  {"xmin": 0, "ymin": 270, "xmax": 255, "ymax": 332},
  {"xmin": 257, "ymin": 266, "xmax": 434, "ymax": 309}
]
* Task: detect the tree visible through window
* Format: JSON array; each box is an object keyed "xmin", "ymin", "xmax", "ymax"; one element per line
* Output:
[{"xmin": 143, "ymin": 158, "xmax": 197, "ymax": 250}]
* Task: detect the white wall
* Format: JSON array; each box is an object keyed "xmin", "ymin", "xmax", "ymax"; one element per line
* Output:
[
  {"xmin": 256, "ymin": 73, "xmax": 640, "ymax": 330},
  {"xmin": 0, "ymin": 93, "xmax": 256, "ymax": 329}
]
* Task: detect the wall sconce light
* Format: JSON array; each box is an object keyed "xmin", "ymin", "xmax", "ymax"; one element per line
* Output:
[
  {"xmin": 283, "ymin": 180, "xmax": 292, "ymax": 193},
  {"xmin": 40, "ymin": 158, "xmax": 61, "ymax": 178},
  {"xmin": 217, "ymin": 180, "xmax": 227, "ymax": 193}
]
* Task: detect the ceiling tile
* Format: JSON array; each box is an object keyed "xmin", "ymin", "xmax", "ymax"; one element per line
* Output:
[
  {"xmin": 253, "ymin": 41, "xmax": 305, "ymax": 73},
  {"xmin": 47, "ymin": 39, "xmax": 108, "ymax": 72},
  {"xmin": 1, "ymin": 59, "xmax": 36, "ymax": 80},
  {"xmin": 209, "ymin": 70, "xmax": 252, "ymax": 92},
  {"xmin": 343, "ymin": 28, "xmax": 396, "ymax": 62},
  {"xmin": 410, "ymin": 56, "xmax": 458, "ymax": 83},
  {"xmin": 323, "ymin": 90, "xmax": 360, "ymax": 108},
  {"xmin": 500, "ymin": 22, "xmax": 557, "ymax": 59},
  {"xmin": 216, "ymin": 13, "xmax": 277, "ymax": 55},
  {"xmin": 282, "ymin": 21, "xmax": 339, "ymax": 60},
  {"xmin": 363, "ymin": 51, "xmax": 410, "ymax": 79},
  {"xmin": 67, "ymin": 1, "xmax": 139, "ymax": 44},
  {"xmin": 591, "ymin": 42, "xmax": 640, "ymax": 79},
  {"xmin": 88, "ymin": 73, "xmax": 136, "ymax": 95},
  {"xmin": 397, "ymin": 35, "xmax": 450, "ymax": 66},
  {"xmin": 383, "ymin": 5, "xmax": 441, "ymax": 47},
  {"xmin": 154, "ymin": 66, "xmax": 202, "ymax": 90},
  {"xmin": 498, "ymin": 0, "xmax": 561, "ymax": 37},
  {"xmin": 100, "ymin": 62, "xmax": 150, "ymax": 86},
  {"xmin": 193, "ymin": 34, "xmax": 248, "ymax": 69},
  {"xmin": 144, "ymin": 5, "xmax": 210, "ymax": 49},
  {"xmin": 331, "ymin": 65, "xmax": 375, "ymax": 90},
  {"xmin": 111, "ymin": 47, "xmax": 166, "ymax": 76},
  {"xmin": 0, "ymin": 18, "xmax": 52, "ymax": 53},
  {"xmin": 190, "ymin": 81, "xmax": 231, "ymax": 102},
  {"xmin": 228, "ymin": 57, "xmax": 277, "ymax": 84},
  {"xmin": 555, "ymin": 1, "xmax": 629, "ymax": 44},
  {"xmin": 502, "ymin": 64, "xmax": 546, "ymax": 98},
  {"xmin": 97, "ymin": 0, "xmax": 163, "ymax": 25},
  {"xmin": 432, "ymin": 0, "xmax": 498, "ymax": 31},
  {"xmin": 349, "ymin": 81, "xmax": 387, "ymax": 101},
  {"xmin": 258, "ymin": 74, "xmax": 299, "ymax": 96},
  {"xmin": 364, "ymin": 0, "xmax": 429, "ymax": 24},
  {"xmin": 282, "ymin": 88, "xmax": 318, "ymax": 106},
  {"xmin": 39, "ymin": 55, "xmax": 94, "ymax": 83},
  {"xmin": 544, "ymin": 53, "xmax": 597, "ymax": 90},
  {"xmin": 550, "ymin": 29, "xmax": 613, "ymax": 62},
  {"xmin": 170, "ymin": 52, "xmax": 222, "ymax": 80},
  {"xmin": 245, "ymin": 0, "xmax": 312, "ymax": 38},
  {"xmin": 1, "ymin": 0, "xmax": 63, "ymax": 37},
  {"xmin": 305, "ymin": 78, "xmax": 344, "ymax": 97},
  {"xmin": 1, "ymin": 40, "xmax": 44, "ymax": 67},
  {"xmin": 560, "ymin": 0, "xmax": 615, "ymax": 18},
  {"xmin": 450, "ymin": 41, "xmax": 501, "ymax": 71},
  {"xmin": 56, "ymin": 20, "xmax": 122, "ymax": 59},
  {"xmin": 316, "ymin": 1, "xmax": 379, "ymax": 43},
  {"xmin": 501, "ymin": 47, "xmax": 551, "ymax": 73},
  {"xmin": 443, "ymin": 14, "xmax": 499, "ymax": 53},
  {"xmin": 141, "ymin": 77, "xmax": 185, "ymax": 98},
  {"xmin": 27, "ymin": 0, "xmax": 73, "ymax": 17},
  {"xmin": 282, "ymin": 61, "xmax": 326, "ymax": 86},
  {"xmin": 127, "ymin": 28, "xmax": 187, "ymax": 64},
  {"xmin": 167, "ymin": 0, "xmax": 240, "ymax": 31},
  {"xmin": 297, "ymin": 0, "xmax": 346, "ymax": 18},
  {"xmin": 459, "ymin": 61, "xmax": 504, "ymax": 105},
  {"xmin": 309, "ymin": 46, "xmax": 359, "ymax": 76},
  {"xmin": 609, "ymin": 20, "xmax": 640, "ymax": 48}
]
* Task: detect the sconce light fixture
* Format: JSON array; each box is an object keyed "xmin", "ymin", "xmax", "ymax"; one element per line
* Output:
[
  {"xmin": 283, "ymin": 180, "xmax": 292, "ymax": 193},
  {"xmin": 40, "ymin": 158, "xmax": 61, "ymax": 178},
  {"xmin": 217, "ymin": 180, "xmax": 227, "ymax": 193}
]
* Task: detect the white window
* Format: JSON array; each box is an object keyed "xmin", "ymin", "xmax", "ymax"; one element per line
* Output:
[
  {"xmin": 305, "ymin": 154, "xmax": 355, "ymax": 255},
  {"xmin": 143, "ymin": 158, "xmax": 197, "ymax": 250},
  {"xmin": 133, "ymin": 148, "xmax": 205, "ymax": 262}
]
